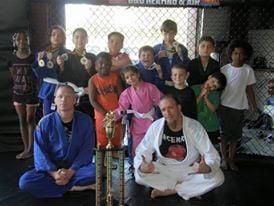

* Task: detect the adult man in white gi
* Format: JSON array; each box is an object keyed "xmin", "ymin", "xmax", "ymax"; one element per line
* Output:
[{"xmin": 134, "ymin": 94, "xmax": 224, "ymax": 200}]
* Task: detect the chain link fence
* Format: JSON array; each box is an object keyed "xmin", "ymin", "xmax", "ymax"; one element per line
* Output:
[
  {"xmin": 65, "ymin": 4, "xmax": 198, "ymax": 62},
  {"xmin": 35, "ymin": 3, "xmax": 274, "ymax": 157}
]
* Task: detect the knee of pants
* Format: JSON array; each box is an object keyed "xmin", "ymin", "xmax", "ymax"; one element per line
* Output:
[
  {"xmin": 215, "ymin": 170, "xmax": 225, "ymax": 186},
  {"xmin": 19, "ymin": 173, "xmax": 32, "ymax": 192},
  {"xmin": 134, "ymin": 173, "xmax": 146, "ymax": 186}
]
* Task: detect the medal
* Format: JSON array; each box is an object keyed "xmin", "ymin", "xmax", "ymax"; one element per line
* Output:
[
  {"xmin": 61, "ymin": 53, "xmax": 68, "ymax": 61},
  {"xmin": 46, "ymin": 52, "xmax": 54, "ymax": 68},
  {"xmin": 47, "ymin": 60, "xmax": 54, "ymax": 68},
  {"xmin": 172, "ymin": 41, "xmax": 179, "ymax": 48},
  {"xmin": 38, "ymin": 59, "xmax": 45, "ymax": 67},
  {"xmin": 147, "ymin": 63, "xmax": 157, "ymax": 71},
  {"xmin": 166, "ymin": 42, "xmax": 177, "ymax": 57},
  {"xmin": 37, "ymin": 51, "xmax": 45, "ymax": 67},
  {"xmin": 80, "ymin": 56, "xmax": 87, "ymax": 65}
]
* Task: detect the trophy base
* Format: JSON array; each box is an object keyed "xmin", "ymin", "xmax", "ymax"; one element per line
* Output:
[{"xmin": 99, "ymin": 198, "xmax": 127, "ymax": 206}]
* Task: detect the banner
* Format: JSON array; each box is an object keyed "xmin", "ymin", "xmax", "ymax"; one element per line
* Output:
[{"xmin": 107, "ymin": 0, "xmax": 220, "ymax": 7}]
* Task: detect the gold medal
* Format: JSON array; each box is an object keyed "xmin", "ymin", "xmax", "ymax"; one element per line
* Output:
[
  {"xmin": 61, "ymin": 53, "xmax": 68, "ymax": 61},
  {"xmin": 38, "ymin": 59, "xmax": 45, "ymax": 67},
  {"xmin": 147, "ymin": 63, "xmax": 157, "ymax": 71},
  {"xmin": 47, "ymin": 60, "xmax": 54, "ymax": 68},
  {"xmin": 45, "ymin": 52, "xmax": 54, "ymax": 68},
  {"xmin": 80, "ymin": 56, "xmax": 87, "ymax": 65},
  {"xmin": 172, "ymin": 41, "xmax": 179, "ymax": 48}
]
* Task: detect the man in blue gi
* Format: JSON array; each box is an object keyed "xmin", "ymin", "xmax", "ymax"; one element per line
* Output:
[{"xmin": 19, "ymin": 85, "xmax": 96, "ymax": 198}]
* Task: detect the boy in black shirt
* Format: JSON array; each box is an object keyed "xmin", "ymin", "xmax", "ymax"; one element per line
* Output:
[
  {"xmin": 188, "ymin": 36, "xmax": 219, "ymax": 86},
  {"xmin": 164, "ymin": 64, "xmax": 197, "ymax": 119}
]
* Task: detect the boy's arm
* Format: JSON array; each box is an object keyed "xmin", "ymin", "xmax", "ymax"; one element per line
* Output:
[
  {"xmin": 246, "ymin": 84, "xmax": 257, "ymax": 112},
  {"xmin": 197, "ymin": 87, "xmax": 218, "ymax": 112},
  {"xmin": 88, "ymin": 78, "xmax": 107, "ymax": 116},
  {"xmin": 204, "ymin": 95, "xmax": 217, "ymax": 112},
  {"xmin": 177, "ymin": 44, "xmax": 190, "ymax": 65}
]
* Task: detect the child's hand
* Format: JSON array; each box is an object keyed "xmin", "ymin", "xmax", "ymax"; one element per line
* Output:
[
  {"xmin": 200, "ymin": 88, "xmax": 208, "ymax": 98},
  {"xmin": 158, "ymin": 50, "xmax": 167, "ymax": 59},
  {"xmin": 84, "ymin": 87, "xmax": 89, "ymax": 95},
  {"xmin": 175, "ymin": 44, "xmax": 182, "ymax": 56},
  {"xmin": 140, "ymin": 155, "xmax": 155, "ymax": 173},
  {"xmin": 56, "ymin": 55, "xmax": 65, "ymax": 70},
  {"xmin": 155, "ymin": 64, "xmax": 163, "ymax": 79},
  {"xmin": 192, "ymin": 155, "xmax": 211, "ymax": 174}
]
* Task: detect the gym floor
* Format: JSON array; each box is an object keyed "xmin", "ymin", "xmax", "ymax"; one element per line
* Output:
[{"xmin": 0, "ymin": 152, "xmax": 273, "ymax": 206}]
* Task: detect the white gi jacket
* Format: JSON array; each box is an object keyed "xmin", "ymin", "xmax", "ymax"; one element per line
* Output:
[{"xmin": 134, "ymin": 115, "xmax": 224, "ymax": 200}]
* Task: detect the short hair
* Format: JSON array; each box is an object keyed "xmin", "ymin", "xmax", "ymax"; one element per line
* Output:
[
  {"xmin": 160, "ymin": 94, "xmax": 180, "ymax": 105},
  {"xmin": 108, "ymin": 32, "xmax": 124, "ymax": 42},
  {"xmin": 227, "ymin": 39, "xmax": 253, "ymax": 61},
  {"xmin": 172, "ymin": 63, "xmax": 189, "ymax": 72},
  {"xmin": 198, "ymin": 36, "xmax": 215, "ymax": 47},
  {"xmin": 55, "ymin": 85, "xmax": 76, "ymax": 96},
  {"xmin": 50, "ymin": 25, "xmax": 66, "ymax": 46},
  {"xmin": 210, "ymin": 72, "xmax": 227, "ymax": 91},
  {"xmin": 73, "ymin": 27, "xmax": 88, "ymax": 37},
  {"xmin": 96, "ymin": 52, "xmax": 112, "ymax": 63},
  {"xmin": 138, "ymin": 45, "xmax": 154, "ymax": 57},
  {"xmin": 160, "ymin": 19, "xmax": 177, "ymax": 34},
  {"xmin": 121, "ymin": 65, "xmax": 140, "ymax": 80}
]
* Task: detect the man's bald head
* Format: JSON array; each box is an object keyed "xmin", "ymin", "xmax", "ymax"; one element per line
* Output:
[{"xmin": 54, "ymin": 85, "xmax": 77, "ymax": 112}]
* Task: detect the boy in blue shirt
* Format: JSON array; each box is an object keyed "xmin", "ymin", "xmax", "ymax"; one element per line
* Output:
[
  {"xmin": 135, "ymin": 45, "xmax": 165, "ymax": 91},
  {"xmin": 153, "ymin": 19, "xmax": 190, "ymax": 83}
]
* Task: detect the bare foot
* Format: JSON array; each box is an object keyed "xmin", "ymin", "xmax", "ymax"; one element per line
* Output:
[
  {"xmin": 151, "ymin": 189, "xmax": 176, "ymax": 199},
  {"xmin": 16, "ymin": 151, "xmax": 32, "ymax": 159},
  {"xmin": 70, "ymin": 184, "xmax": 96, "ymax": 191},
  {"xmin": 20, "ymin": 152, "xmax": 33, "ymax": 159},
  {"xmin": 229, "ymin": 161, "xmax": 239, "ymax": 171},
  {"xmin": 16, "ymin": 152, "xmax": 24, "ymax": 159}
]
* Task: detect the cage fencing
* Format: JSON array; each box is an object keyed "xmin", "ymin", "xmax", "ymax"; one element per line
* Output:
[{"xmin": 31, "ymin": 2, "xmax": 274, "ymax": 157}]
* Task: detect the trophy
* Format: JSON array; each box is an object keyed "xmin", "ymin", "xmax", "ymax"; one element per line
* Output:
[
  {"xmin": 95, "ymin": 111, "xmax": 125, "ymax": 206},
  {"xmin": 105, "ymin": 112, "xmax": 115, "ymax": 149}
]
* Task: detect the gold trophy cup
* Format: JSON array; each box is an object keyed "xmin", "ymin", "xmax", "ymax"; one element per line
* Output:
[
  {"xmin": 95, "ymin": 111, "xmax": 125, "ymax": 206},
  {"xmin": 105, "ymin": 111, "xmax": 115, "ymax": 149}
]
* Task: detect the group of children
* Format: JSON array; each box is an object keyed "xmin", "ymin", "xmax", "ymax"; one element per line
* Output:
[{"xmin": 7, "ymin": 19, "xmax": 257, "ymax": 172}]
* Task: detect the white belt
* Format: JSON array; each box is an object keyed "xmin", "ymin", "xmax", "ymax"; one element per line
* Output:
[
  {"xmin": 126, "ymin": 107, "xmax": 155, "ymax": 121},
  {"xmin": 43, "ymin": 77, "xmax": 85, "ymax": 97}
]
